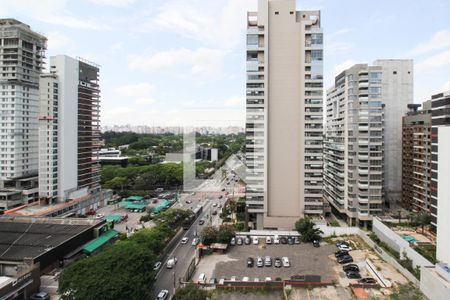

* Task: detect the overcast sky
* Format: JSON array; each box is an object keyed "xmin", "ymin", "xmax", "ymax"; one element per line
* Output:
[{"xmin": 1, "ymin": 0, "xmax": 450, "ymax": 127}]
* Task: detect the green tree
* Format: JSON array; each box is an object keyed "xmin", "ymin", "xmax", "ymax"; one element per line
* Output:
[
  {"xmin": 411, "ymin": 211, "xmax": 432, "ymax": 234},
  {"xmin": 295, "ymin": 217, "xmax": 323, "ymax": 242},
  {"xmin": 201, "ymin": 226, "xmax": 218, "ymax": 245},
  {"xmin": 216, "ymin": 224, "xmax": 236, "ymax": 243},
  {"xmin": 173, "ymin": 283, "xmax": 207, "ymax": 300},
  {"xmin": 104, "ymin": 176, "xmax": 127, "ymax": 190}
]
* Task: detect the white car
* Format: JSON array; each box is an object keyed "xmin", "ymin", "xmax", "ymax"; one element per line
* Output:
[
  {"xmin": 181, "ymin": 237, "xmax": 189, "ymax": 244},
  {"xmin": 242, "ymin": 276, "xmax": 249, "ymax": 282},
  {"xmin": 266, "ymin": 236, "xmax": 272, "ymax": 244},
  {"xmin": 252, "ymin": 237, "xmax": 259, "ymax": 245},
  {"xmin": 166, "ymin": 258, "xmax": 177, "ymax": 269},
  {"xmin": 230, "ymin": 276, "xmax": 237, "ymax": 281},
  {"xmin": 198, "ymin": 273, "xmax": 206, "ymax": 284},
  {"xmin": 273, "ymin": 235, "xmax": 280, "ymax": 244},
  {"xmin": 282, "ymin": 256, "xmax": 290, "ymax": 267},
  {"xmin": 192, "ymin": 237, "xmax": 199, "ymax": 246},
  {"xmin": 153, "ymin": 261, "xmax": 162, "ymax": 271},
  {"xmin": 338, "ymin": 244, "xmax": 353, "ymax": 251},
  {"xmin": 265, "ymin": 277, "xmax": 272, "ymax": 282},
  {"xmin": 156, "ymin": 289, "xmax": 169, "ymax": 300}
]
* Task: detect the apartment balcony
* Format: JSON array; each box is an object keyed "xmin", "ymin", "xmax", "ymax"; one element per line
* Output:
[
  {"xmin": 358, "ymin": 168, "xmax": 369, "ymax": 175},
  {"xmin": 358, "ymin": 183, "xmax": 369, "ymax": 190},
  {"xmin": 247, "ymin": 27, "xmax": 264, "ymax": 35}
]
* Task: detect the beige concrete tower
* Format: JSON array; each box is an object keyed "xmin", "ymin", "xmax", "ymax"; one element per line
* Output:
[{"xmin": 245, "ymin": 0, "xmax": 324, "ymax": 230}]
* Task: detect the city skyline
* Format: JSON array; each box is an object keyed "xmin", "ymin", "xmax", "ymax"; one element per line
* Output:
[{"xmin": 1, "ymin": 0, "xmax": 450, "ymax": 126}]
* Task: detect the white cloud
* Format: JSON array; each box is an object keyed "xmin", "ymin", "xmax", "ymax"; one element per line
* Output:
[
  {"xmin": 110, "ymin": 42, "xmax": 124, "ymax": 51},
  {"xmin": 329, "ymin": 28, "xmax": 354, "ymax": 37},
  {"xmin": 410, "ymin": 30, "xmax": 450, "ymax": 56},
  {"xmin": 46, "ymin": 31, "xmax": 71, "ymax": 50},
  {"xmin": 89, "ymin": 0, "xmax": 136, "ymax": 7},
  {"xmin": 442, "ymin": 81, "xmax": 450, "ymax": 92},
  {"xmin": 416, "ymin": 50, "xmax": 450, "ymax": 72},
  {"xmin": 224, "ymin": 96, "xmax": 244, "ymax": 107},
  {"xmin": 115, "ymin": 83, "xmax": 154, "ymax": 98},
  {"xmin": 127, "ymin": 48, "xmax": 225, "ymax": 77},
  {"xmin": 38, "ymin": 15, "xmax": 111, "ymax": 30},
  {"xmin": 135, "ymin": 98, "xmax": 155, "ymax": 105},
  {"xmin": 102, "ymin": 107, "xmax": 136, "ymax": 123},
  {"xmin": 326, "ymin": 41, "xmax": 353, "ymax": 53}
]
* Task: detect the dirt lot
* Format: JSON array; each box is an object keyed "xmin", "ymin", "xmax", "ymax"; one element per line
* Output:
[{"xmin": 195, "ymin": 241, "xmax": 337, "ymax": 283}]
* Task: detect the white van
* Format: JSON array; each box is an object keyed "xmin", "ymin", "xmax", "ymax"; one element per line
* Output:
[
  {"xmin": 198, "ymin": 273, "xmax": 206, "ymax": 284},
  {"xmin": 166, "ymin": 257, "xmax": 177, "ymax": 269}
]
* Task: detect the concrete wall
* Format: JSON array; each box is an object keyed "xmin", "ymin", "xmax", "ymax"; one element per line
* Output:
[
  {"xmin": 316, "ymin": 225, "xmax": 360, "ymax": 237},
  {"xmin": 372, "ymin": 218, "xmax": 433, "ymax": 269},
  {"xmin": 436, "ymin": 126, "xmax": 450, "ymax": 265}
]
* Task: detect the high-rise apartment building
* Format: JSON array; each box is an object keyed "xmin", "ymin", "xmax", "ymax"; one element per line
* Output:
[
  {"xmin": 38, "ymin": 55, "xmax": 101, "ymax": 204},
  {"xmin": 324, "ymin": 60, "xmax": 413, "ymax": 226},
  {"xmin": 0, "ymin": 19, "xmax": 46, "ymax": 212},
  {"xmin": 245, "ymin": 0, "xmax": 324, "ymax": 230},
  {"xmin": 430, "ymin": 90, "xmax": 450, "ymax": 264},
  {"xmin": 401, "ymin": 101, "xmax": 432, "ymax": 217}
]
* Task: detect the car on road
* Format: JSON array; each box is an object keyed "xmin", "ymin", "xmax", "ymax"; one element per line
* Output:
[
  {"xmin": 237, "ymin": 237, "xmax": 243, "ymax": 245},
  {"xmin": 156, "ymin": 290, "xmax": 169, "ymax": 300},
  {"xmin": 166, "ymin": 257, "xmax": 177, "ymax": 269},
  {"xmin": 244, "ymin": 237, "xmax": 251, "ymax": 245},
  {"xmin": 282, "ymin": 257, "xmax": 290, "ymax": 267},
  {"xmin": 198, "ymin": 219, "xmax": 205, "ymax": 225},
  {"xmin": 30, "ymin": 292, "xmax": 50, "ymax": 300},
  {"xmin": 257, "ymin": 256, "xmax": 264, "ymax": 267},
  {"xmin": 358, "ymin": 278, "xmax": 377, "ymax": 284},
  {"xmin": 343, "ymin": 264, "xmax": 359, "ymax": 272},
  {"xmin": 218, "ymin": 204, "xmax": 222, "ymax": 208},
  {"xmin": 198, "ymin": 273, "xmax": 207, "ymax": 284},
  {"xmin": 230, "ymin": 237, "xmax": 236, "ymax": 246},
  {"xmin": 192, "ymin": 237, "xmax": 199, "ymax": 246},
  {"xmin": 264, "ymin": 256, "xmax": 272, "ymax": 267},
  {"xmin": 153, "ymin": 261, "xmax": 162, "ymax": 271},
  {"xmin": 337, "ymin": 255, "xmax": 353, "ymax": 264},
  {"xmin": 252, "ymin": 236, "xmax": 259, "ymax": 245},
  {"xmin": 274, "ymin": 258, "xmax": 282, "ymax": 268},
  {"xmin": 212, "ymin": 203, "xmax": 218, "ymax": 207},
  {"xmin": 221, "ymin": 188, "xmax": 226, "ymax": 191},
  {"xmin": 266, "ymin": 236, "xmax": 272, "ymax": 244},
  {"xmin": 185, "ymin": 200, "xmax": 192, "ymax": 204},
  {"xmin": 181, "ymin": 237, "xmax": 189, "ymax": 244},
  {"xmin": 346, "ymin": 271, "xmax": 361, "ymax": 279},
  {"xmin": 338, "ymin": 244, "xmax": 353, "ymax": 252},
  {"xmin": 212, "ymin": 210, "xmax": 217, "ymax": 215},
  {"xmin": 219, "ymin": 195, "xmax": 223, "ymax": 199},
  {"xmin": 247, "ymin": 257, "xmax": 254, "ymax": 267},
  {"xmin": 313, "ymin": 240, "xmax": 320, "ymax": 247}
]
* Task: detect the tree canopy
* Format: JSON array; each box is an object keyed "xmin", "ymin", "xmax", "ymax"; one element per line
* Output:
[
  {"xmin": 294, "ymin": 217, "xmax": 323, "ymax": 242},
  {"xmin": 173, "ymin": 283, "xmax": 207, "ymax": 300}
]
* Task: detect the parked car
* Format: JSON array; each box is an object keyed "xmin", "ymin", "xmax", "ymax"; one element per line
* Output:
[
  {"xmin": 212, "ymin": 210, "xmax": 217, "ymax": 215},
  {"xmin": 230, "ymin": 237, "xmax": 236, "ymax": 246},
  {"xmin": 336, "ymin": 241, "xmax": 350, "ymax": 247},
  {"xmin": 209, "ymin": 278, "xmax": 217, "ymax": 285},
  {"xmin": 198, "ymin": 273, "xmax": 207, "ymax": 284},
  {"xmin": 252, "ymin": 236, "xmax": 259, "ymax": 245},
  {"xmin": 338, "ymin": 255, "xmax": 353, "ymax": 264},
  {"xmin": 230, "ymin": 276, "xmax": 237, "ymax": 281},
  {"xmin": 265, "ymin": 277, "xmax": 272, "ymax": 282},
  {"xmin": 212, "ymin": 203, "xmax": 218, "ymax": 207},
  {"xmin": 242, "ymin": 276, "xmax": 249, "ymax": 282},
  {"xmin": 156, "ymin": 290, "xmax": 169, "ymax": 300},
  {"xmin": 257, "ymin": 256, "xmax": 264, "ymax": 267},
  {"xmin": 221, "ymin": 188, "xmax": 226, "ymax": 191},
  {"xmin": 266, "ymin": 236, "xmax": 272, "ymax": 244},
  {"xmin": 185, "ymin": 200, "xmax": 192, "ymax": 204},
  {"xmin": 181, "ymin": 237, "xmax": 189, "ymax": 244},
  {"xmin": 294, "ymin": 237, "xmax": 300, "ymax": 244},
  {"xmin": 264, "ymin": 256, "xmax": 272, "ymax": 267},
  {"xmin": 153, "ymin": 261, "xmax": 162, "ymax": 271},
  {"xmin": 192, "ymin": 237, "xmax": 199, "ymax": 246},
  {"xmin": 30, "ymin": 292, "xmax": 50, "ymax": 300},
  {"xmin": 274, "ymin": 258, "xmax": 282, "ymax": 268},
  {"xmin": 219, "ymin": 195, "xmax": 223, "ymax": 199},
  {"xmin": 254, "ymin": 278, "xmax": 260, "ymax": 282},
  {"xmin": 287, "ymin": 237, "xmax": 294, "ymax": 245},
  {"xmin": 244, "ymin": 237, "xmax": 251, "ymax": 245},
  {"xmin": 338, "ymin": 244, "xmax": 353, "ymax": 252},
  {"xmin": 335, "ymin": 250, "xmax": 349, "ymax": 258},
  {"xmin": 281, "ymin": 256, "xmax": 290, "ymax": 267},
  {"xmin": 273, "ymin": 236, "xmax": 280, "ymax": 244},
  {"xmin": 198, "ymin": 219, "xmax": 205, "ymax": 225},
  {"xmin": 358, "ymin": 278, "xmax": 377, "ymax": 284},
  {"xmin": 247, "ymin": 257, "xmax": 254, "ymax": 267},
  {"xmin": 237, "ymin": 237, "xmax": 243, "ymax": 245},
  {"xmin": 343, "ymin": 264, "xmax": 359, "ymax": 272},
  {"xmin": 280, "ymin": 237, "xmax": 288, "ymax": 244},
  {"xmin": 346, "ymin": 271, "xmax": 361, "ymax": 279},
  {"xmin": 312, "ymin": 240, "xmax": 320, "ymax": 247}
]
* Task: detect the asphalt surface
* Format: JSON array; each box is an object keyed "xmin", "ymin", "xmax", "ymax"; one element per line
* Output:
[{"xmin": 152, "ymin": 164, "xmax": 242, "ymax": 299}]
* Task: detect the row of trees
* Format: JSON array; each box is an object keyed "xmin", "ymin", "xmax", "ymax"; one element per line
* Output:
[
  {"xmin": 58, "ymin": 223, "xmax": 173, "ymax": 300},
  {"xmin": 201, "ymin": 225, "xmax": 236, "ymax": 245}
]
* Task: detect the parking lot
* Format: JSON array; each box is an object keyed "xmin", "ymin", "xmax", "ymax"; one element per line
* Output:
[{"xmin": 195, "ymin": 240, "xmax": 337, "ymax": 283}]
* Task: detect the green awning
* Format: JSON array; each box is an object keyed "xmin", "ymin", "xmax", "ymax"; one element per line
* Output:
[
  {"xmin": 83, "ymin": 230, "xmax": 119, "ymax": 254},
  {"xmin": 105, "ymin": 215, "xmax": 122, "ymax": 222},
  {"xmin": 126, "ymin": 196, "xmax": 144, "ymax": 202}
]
